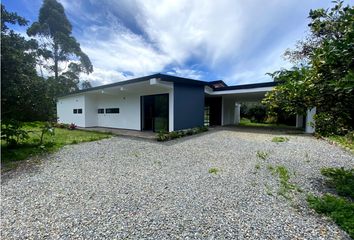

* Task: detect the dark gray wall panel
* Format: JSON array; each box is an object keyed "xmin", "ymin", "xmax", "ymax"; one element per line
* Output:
[{"xmin": 174, "ymin": 83, "xmax": 204, "ymax": 130}]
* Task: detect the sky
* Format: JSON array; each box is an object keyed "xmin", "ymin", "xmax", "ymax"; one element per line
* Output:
[{"xmin": 3, "ymin": 0, "xmax": 339, "ymax": 86}]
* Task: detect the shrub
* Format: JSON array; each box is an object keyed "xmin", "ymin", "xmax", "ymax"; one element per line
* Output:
[
  {"xmin": 68, "ymin": 123, "xmax": 77, "ymax": 130},
  {"xmin": 307, "ymin": 194, "xmax": 354, "ymax": 238},
  {"xmin": 156, "ymin": 127, "xmax": 208, "ymax": 141},
  {"xmin": 1, "ymin": 120, "xmax": 29, "ymax": 147},
  {"xmin": 314, "ymin": 112, "xmax": 351, "ymax": 136},
  {"xmin": 38, "ymin": 122, "xmax": 55, "ymax": 146},
  {"xmin": 320, "ymin": 167, "xmax": 354, "ymax": 199},
  {"xmin": 248, "ymin": 105, "xmax": 267, "ymax": 123},
  {"xmin": 54, "ymin": 123, "xmax": 69, "ymax": 129}
]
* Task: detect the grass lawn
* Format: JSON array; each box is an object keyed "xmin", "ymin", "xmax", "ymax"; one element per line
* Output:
[
  {"xmin": 1, "ymin": 122, "xmax": 112, "ymax": 172},
  {"xmin": 327, "ymin": 135, "xmax": 354, "ymax": 152},
  {"xmin": 239, "ymin": 118, "xmax": 297, "ymax": 129}
]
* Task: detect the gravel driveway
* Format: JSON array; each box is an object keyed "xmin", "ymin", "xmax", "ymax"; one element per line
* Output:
[{"xmin": 1, "ymin": 128, "xmax": 353, "ymax": 239}]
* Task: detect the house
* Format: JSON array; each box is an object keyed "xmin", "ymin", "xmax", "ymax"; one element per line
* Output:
[{"xmin": 57, "ymin": 73, "xmax": 316, "ymax": 133}]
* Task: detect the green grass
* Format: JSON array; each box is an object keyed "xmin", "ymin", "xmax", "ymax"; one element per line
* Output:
[
  {"xmin": 308, "ymin": 194, "xmax": 354, "ymax": 238},
  {"xmin": 271, "ymin": 136, "xmax": 289, "ymax": 143},
  {"xmin": 255, "ymin": 163, "xmax": 261, "ymax": 170},
  {"xmin": 327, "ymin": 135, "xmax": 354, "ymax": 152},
  {"xmin": 268, "ymin": 165, "xmax": 299, "ymax": 199},
  {"xmin": 208, "ymin": 167, "xmax": 220, "ymax": 174},
  {"xmin": 256, "ymin": 150, "xmax": 269, "ymax": 160},
  {"xmin": 320, "ymin": 167, "xmax": 354, "ymax": 199},
  {"xmin": 239, "ymin": 118, "xmax": 296, "ymax": 129},
  {"xmin": 1, "ymin": 122, "xmax": 112, "ymax": 171},
  {"xmin": 307, "ymin": 167, "xmax": 354, "ymax": 238}
]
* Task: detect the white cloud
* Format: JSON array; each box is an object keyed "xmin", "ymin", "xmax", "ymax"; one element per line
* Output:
[{"xmin": 60, "ymin": 0, "xmax": 334, "ymax": 86}]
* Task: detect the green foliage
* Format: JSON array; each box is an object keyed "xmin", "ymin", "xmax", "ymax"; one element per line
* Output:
[
  {"xmin": 156, "ymin": 127, "xmax": 208, "ymax": 141},
  {"xmin": 1, "ymin": 122, "xmax": 111, "ymax": 171},
  {"xmin": 247, "ymin": 105, "xmax": 267, "ymax": 123},
  {"xmin": 27, "ymin": 0, "xmax": 92, "ymax": 95},
  {"xmin": 320, "ymin": 167, "xmax": 354, "ymax": 199},
  {"xmin": 1, "ymin": 4, "xmax": 54, "ymax": 121},
  {"xmin": 255, "ymin": 163, "xmax": 261, "ymax": 170},
  {"xmin": 328, "ymin": 132, "xmax": 354, "ymax": 152},
  {"xmin": 208, "ymin": 167, "xmax": 220, "ymax": 174},
  {"xmin": 268, "ymin": 165, "xmax": 299, "ymax": 199},
  {"xmin": 307, "ymin": 194, "xmax": 354, "ymax": 238},
  {"xmin": 1, "ymin": 120, "xmax": 29, "ymax": 147},
  {"xmin": 307, "ymin": 167, "xmax": 354, "ymax": 238},
  {"xmin": 263, "ymin": 1, "xmax": 354, "ymax": 136},
  {"xmin": 256, "ymin": 151, "xmax": 269, "ymax": 160},
  {"xmin": 314, "ymin": 112, "xmax": 350, "ymax": 136},
  {"xmin": 271, "ymin": 136, "xmax": 289, "ymax": 143}
]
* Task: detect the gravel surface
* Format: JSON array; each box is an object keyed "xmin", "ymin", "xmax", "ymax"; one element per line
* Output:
[{"xmin": 1, "ymin": 128, "xmax": 354, "ymax": 239}]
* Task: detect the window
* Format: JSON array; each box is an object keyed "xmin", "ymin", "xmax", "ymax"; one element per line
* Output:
[
  {"xmin": 98, "ymin": 108, "xmax": 104, "ymax": 114},
  {"xmin": 106, "ymin": 108, "xmax": 120, "ymax": 114},
  {"xmin": 73, "ymin": 108, "xmax": 82, "ymax": 114}
]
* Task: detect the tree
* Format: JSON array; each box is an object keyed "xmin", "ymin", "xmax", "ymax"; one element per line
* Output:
[
  {"xmin": 1, "ymin": 4, "xmax": 53, "ymax": 121},
  {"xmin": 81, "ymin": 80, "xmax": 92, "ymax": 89},
  {"xmin": 263, "ymin": 1, "xmax": 354, "ymax": 135},
  {"xmin": 27, "ymin": 0, "xmax": 93, "ymax": 95}
]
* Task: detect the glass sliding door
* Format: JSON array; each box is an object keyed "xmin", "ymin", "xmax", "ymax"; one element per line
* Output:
[{"xmin": 141, "ymin": 94, "xmax": 169, "ymax": 132}]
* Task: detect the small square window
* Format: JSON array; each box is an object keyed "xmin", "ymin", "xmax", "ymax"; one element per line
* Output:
[
  {"xmin": 73, "ymin": 109, "xmax": 77, "ymax": 114},
  {"xmin": 98, "ymin": 108, "xmax": 104, "ymax": 114},
  {"xmin": 78, "ymin": 109, "xmax": 82, "ymax": 114}
]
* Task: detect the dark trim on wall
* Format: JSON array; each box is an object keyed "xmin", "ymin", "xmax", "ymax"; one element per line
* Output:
[{"xmin": 213, "ymin": 81, "xmax": 278, "ymax": 91}]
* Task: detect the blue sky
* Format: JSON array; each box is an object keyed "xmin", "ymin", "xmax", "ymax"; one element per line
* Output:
[{"xmin": 3, "ymin": 0, "xmax": 339, "ymax": 86}]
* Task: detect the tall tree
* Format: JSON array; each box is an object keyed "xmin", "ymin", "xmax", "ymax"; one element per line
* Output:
[
  {"xmin": 27, "ymin": 0, "xmax": 93, "ymax": 95},
  {"xmin": 263, "ymin": 1, "xmax": 354, "ymax": 135},
  {"xmin": 1, "ymin": 4, "xmax": 53, "ymax": 121}
]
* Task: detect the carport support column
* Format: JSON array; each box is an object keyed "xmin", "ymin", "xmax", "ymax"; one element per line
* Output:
[
  {"xmin": 305, "ymin": 107, "xmax": 316, "ymax": 133},
  {"xmin": 296, "ymin": 114, "xmax": 304, "ymax": 128},
  {"xmin": 234, "ymin": 103, "xmax": 241, "ymax": 125}
]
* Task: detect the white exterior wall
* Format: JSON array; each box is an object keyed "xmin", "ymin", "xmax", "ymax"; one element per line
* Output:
[
  {"xmin": 57, "ymin": 95, "xmax": 86, "ymax": 127},
  {"xmin": 57, "ymin": 86, "xmax": 174, "ymax": 131},
  {"xmin": 96, "ymin": 94, "xmax": 140, "ymax": 130},
  {"xmin": 85, "ymin": 95, "xmax": 98, "ymax": 127}
]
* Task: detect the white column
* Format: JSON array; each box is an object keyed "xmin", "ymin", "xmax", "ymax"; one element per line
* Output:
[
  {"xmin": 305, "ymin": 107, "xmax": 316, "ymax": 133},
  {"xmin": 296, "ymin": 114, "xmax": 304, "ymax": 128},
  {"xmin": 234, "ymin": 103, "xmax": 241, "ymax": 125},
  {"xmin": 168, "ymin": 89, "xmax": 174, "ymax": 132}
]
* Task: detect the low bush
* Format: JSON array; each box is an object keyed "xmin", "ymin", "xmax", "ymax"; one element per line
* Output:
[
  {"xmin": 308, "ymin": 194, "xmax": 354, "ymax": 238},
  {"xmin": 314, "ymin": 112, "xmax": 351, "ymax": 136},
  {"xmin": 156, "ymin": 126, "xmax": 208, "ymax": 141},
  {"xmin": 53, "ymin": 122, "xmax": 69, "ymax": 129},
  {"xmin": 1, "ymin": 120, "xmax": 29, "ymax": 147},
  {"xmin": 320, "ymin": 167, "xmax": 354, "ymax": 199},
  {"xmin": 307, "ymin": 167, "xmax": 354, "ymax": 238},
  {"xmin": 68, "ymin": 123, "xmax": 77, "ymax": 130}
]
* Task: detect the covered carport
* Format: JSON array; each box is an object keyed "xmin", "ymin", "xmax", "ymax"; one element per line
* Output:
[{"xmin": 205, "ymin": 82, "xmax": 316, "ymax": 133}]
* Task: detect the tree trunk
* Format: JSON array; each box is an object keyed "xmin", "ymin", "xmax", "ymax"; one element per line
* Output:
[{"xmin": 54, "ymin": 42, "xmax": 59, "ymax": 80}]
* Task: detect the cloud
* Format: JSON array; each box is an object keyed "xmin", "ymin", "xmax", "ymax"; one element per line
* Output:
[{"xmin": 53, "ymin": 0, "xmax": 338, "ymax": 85}]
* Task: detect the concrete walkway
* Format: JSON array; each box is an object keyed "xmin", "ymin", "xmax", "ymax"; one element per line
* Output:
[{"xmin": 79, "ymin": 127, "xmax": 157, "ymax": 140}]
